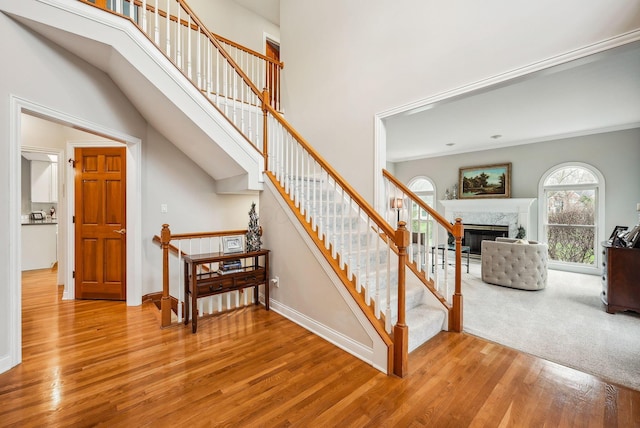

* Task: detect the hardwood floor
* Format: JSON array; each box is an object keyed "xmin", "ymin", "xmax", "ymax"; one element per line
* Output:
[{"xmin": 2, "ymin": 270, "xmax": 639, "ymax": 427}]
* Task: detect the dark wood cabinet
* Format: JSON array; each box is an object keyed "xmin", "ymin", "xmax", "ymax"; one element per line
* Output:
[
  {"xmin": 601, "ymin": 243, "xmax": 640, "ymax": 314},
  {"xmin": 183, "ymin": 249, "xmax": 270, "ymax": 333}
]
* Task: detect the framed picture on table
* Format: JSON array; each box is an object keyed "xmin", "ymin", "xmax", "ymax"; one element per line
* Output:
[{"xmin": 222, "ymin": 235, "xmax": 244, "ymax": 254}]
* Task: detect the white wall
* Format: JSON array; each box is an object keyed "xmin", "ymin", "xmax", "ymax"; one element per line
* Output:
[
  {"xmin": 187, "ymin": 0, "xmax": 280, "ymax": 52},
  {"xmin": 0, "ymin": 12, "xmax": 254, "ymax": 370},
  {"xmin": 260, "ymin": 181, "xmax": 389, "ymax": 371},
  {"xmin": 280, "ymin": 0, "xmax": 640, "ymax": 201},
  {"xmin": 392, "ymin": 128, "xmax": 640, "ymax": 240},
  {"xmin": 141, "ymin": 125, "xmax": 257, "ymax": 295}
]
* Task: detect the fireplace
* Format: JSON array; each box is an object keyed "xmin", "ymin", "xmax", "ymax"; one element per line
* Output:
[
  {"xmin": 440, "ymin": 198, "xmax": 536, "ymax": 252},
  {"xmin": 463, "ymin": 224, "xmax": 509, "ymax": 255}
]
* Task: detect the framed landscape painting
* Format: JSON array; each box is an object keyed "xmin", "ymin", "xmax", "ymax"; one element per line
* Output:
[{"xmin": 459, "ymin": 163, "xmax": 511, "ymax": 199}]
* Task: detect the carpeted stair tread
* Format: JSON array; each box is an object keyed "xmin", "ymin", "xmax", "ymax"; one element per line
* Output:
[{"xmin": 407, "ymin": 305, "xmax": 446, "ymax": 352}]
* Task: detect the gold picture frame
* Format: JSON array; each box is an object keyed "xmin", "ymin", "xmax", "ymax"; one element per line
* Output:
[{"xmin": 459, "ymin": 163, "xmax": 511, "ymax": 199}]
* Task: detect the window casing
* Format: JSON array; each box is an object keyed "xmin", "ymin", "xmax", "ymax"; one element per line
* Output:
[
  {"xmin": 538, "ymin": 163, "xmax": 605, "ymax": 274},
  {"xmin": 408, "ymin": 177, "xmax": 436, "ymax": 247}
]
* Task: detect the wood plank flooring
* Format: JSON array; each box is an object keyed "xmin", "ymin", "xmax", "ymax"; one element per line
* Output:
[{"xmin": 1, "ymin": 269, "xmax": 639, "ymax": 427}]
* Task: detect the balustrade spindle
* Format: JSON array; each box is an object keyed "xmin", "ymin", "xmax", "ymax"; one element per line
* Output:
[
  {"xmin": 141, "ymin": 0, "xmax": 147, "ymax": 31},
  {"xmin": 153, "ymin": 0, "xmax": 159, "ymax": 44}
]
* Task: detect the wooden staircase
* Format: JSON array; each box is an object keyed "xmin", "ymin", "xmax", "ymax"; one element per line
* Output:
[{"xmin": 7, "ymin": 0, "xmax": 465, "ymax": 376}]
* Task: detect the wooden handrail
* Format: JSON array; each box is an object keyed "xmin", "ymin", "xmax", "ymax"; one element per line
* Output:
[
  {"xmin": 80, "ymin": 0, "xmax": 265, "ymax": 103},
  {"xmin": 98, "ymin": 0, "xmax": 280, "ymax": 69},
  {"xmin": 382, "ymin": 170, "xmax": 464, "ymax": 333},
  {"xmin": 156, "ymin": 225, "xmax": 254, "ymax": 327},
  {"xmin": 131, "ymin": 0, "xmax": 283, "ymax": 67},
  {"xmin": 263, "ymin": 103, "xmax": 397, "ymax": 241},
  {"xmin": 382, "ymin": 169, "xmax": 455, "ymax": 235},
  {"xmin": 175, "ymin": 0, "xmax": 263, "ymax": 97},
  {"xmin": 215, "ymin": 33, "xmax": 284, "ymax": 68},
  {"xmin": 265, "ymin": 172, "xmax": 395, "ymax": 374},
  {"xmin": 82, "ymin": 0, "xmax": 401, "ymax": 372},
  {"xmin": 168, "ymin": 229, "xmax": 249, "ymax": 240}
]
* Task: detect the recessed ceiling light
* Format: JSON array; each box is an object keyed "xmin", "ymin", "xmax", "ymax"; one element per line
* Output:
[
  {"xmin": 490, "ymin": 134, "xmax": 502, "ymax": 139},
  {"xmin": 446, "ymin": 143, "xmax": 455, "ymax": 146}
]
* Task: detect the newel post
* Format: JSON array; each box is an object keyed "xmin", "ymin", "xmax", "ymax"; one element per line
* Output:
[
  {"xmin": 262, "ymin": 88, "xmax": 270, "ymax": 172},
  {"xmin": 160, "ymin": 224, "xmax": 172, "ymax": 328},
  {"xmin": 393, "ymin": 221, "xmax": 410, "ymax": 377},
  {"xmin": 451, "ymin": 218, "xmax": 464, "ymax": 332}
]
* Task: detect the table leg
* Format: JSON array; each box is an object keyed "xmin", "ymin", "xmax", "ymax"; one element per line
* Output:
[
  {"xmin": 191, "ymin": 263, "xmax": 198, "ymax": 334},
  {"xmin": 264, "ymin": 253, "xmax": 270, "ymax": 310},
  {"xmin": 466, "ymin": 250, "xmax": 470, "ymax": 273},
  {"xmin": 431, "ymin": 248, "xmax": 435, "ymax": 273},
  {"xmin": 183, "ymin": 261, "xmax": 190, "ymax": 325}
]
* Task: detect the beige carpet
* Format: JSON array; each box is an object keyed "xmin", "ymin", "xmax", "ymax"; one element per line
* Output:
[{"xmin": 461, "ymin": 260, "xmax": 640, "ymax": 391}]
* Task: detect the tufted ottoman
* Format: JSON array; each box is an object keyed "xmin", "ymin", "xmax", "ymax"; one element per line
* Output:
[{"xmin": 481, "ymin": 237, "xmax": 548, "ymax": 290}]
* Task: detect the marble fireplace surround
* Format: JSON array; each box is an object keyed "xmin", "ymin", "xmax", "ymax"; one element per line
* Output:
[{"xmin": 440, "ymin": 198, "xmax": 537, "ymax": 240}]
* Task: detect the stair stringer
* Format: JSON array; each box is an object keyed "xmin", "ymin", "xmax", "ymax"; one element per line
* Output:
[
  {"xmin": 261, "ymin": 177, "xmax": 392, "ymax": 374},
  {"xmin": 1, "ymin": 0, "xmax": 263, "ymax": 193}
]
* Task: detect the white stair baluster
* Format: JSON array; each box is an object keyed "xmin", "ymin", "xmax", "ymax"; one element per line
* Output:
[
  {"xmin": 176, "ymin": 3, "xmax": 181, "ymax": 67},
  {"xmin": 187, "ymin": 15, "xmax": 192, "ymax": 80},
  {"xmin": 355, "ymin": 208, "xmax": 362, "ymax": 292},
  {"xmin": 364, "ymin": 218, "xmax": 371, "ymax": 304},
  {"xmin": 385, "ymin": 243, "xmax": 391, "ymax": 331},
  {"xmin": 348, "ymin": 198, "xmax": 353, "ymax": 281},
  {"xmin": 164, "ymin": 0, "xmax": 171, "ymax": 58},
  {"xmin": 141, "ymin": 0, "xmax": 147, "ymax": 31},
  {"xmin": 153, "ymin": 0, "xmax": 159, "ymax": 44}
]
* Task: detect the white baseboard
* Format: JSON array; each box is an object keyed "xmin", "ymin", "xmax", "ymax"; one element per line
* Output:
[
  {"xmin": 0, "ymin": 354, "xmax": 14, "ymax": 374},
  {"xmin": 268, "ymin": 299, "xmax": 386, "ymax": 373}
]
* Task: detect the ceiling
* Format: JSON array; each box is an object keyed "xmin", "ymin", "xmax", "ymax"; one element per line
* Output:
[
  {"xmin": 385, "ymin": 42, "xmax": 640, "ymax": 162},
  {"xmin": 232, "ymin": 0, "xmax": 280, "ymax": 26}
]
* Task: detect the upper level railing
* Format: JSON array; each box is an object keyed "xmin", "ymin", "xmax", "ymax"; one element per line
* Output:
[
  {"xmin": 382, "ymin": 170, "xmax": 463, "ymax": 332},
  {"xmin": 215, "ymin": 34, "xmax": 282, "ymax": 112},
  {"xmin": 81, "ymin": 0, "xmax": 283, "ymax": 148},
  {"xmin": 80, "ymin": 0, "xmax": 463, "ymax": 376}
]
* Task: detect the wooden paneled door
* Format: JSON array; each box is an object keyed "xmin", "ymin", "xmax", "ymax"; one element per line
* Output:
[
  {"xmin": 266, "ymin": 40, "xmax": 280, "ymax": 108},
  {"xmin": 74, "ymin": 147, "xmax": 127, "ymax": 300},
  {"xmin": 87, "ymin": 0, "xmax": 107, "ymax": 9}
]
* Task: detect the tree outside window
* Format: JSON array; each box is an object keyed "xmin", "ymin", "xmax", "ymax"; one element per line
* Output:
[{"xmin": 542, "ymin": 165, "xmax": 602, "ymax": 268}]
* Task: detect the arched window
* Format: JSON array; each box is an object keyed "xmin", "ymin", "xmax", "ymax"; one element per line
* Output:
[
  {"xmin": 408, "ymin": 177, "xmax": 436, "ymax": 247},
  {"xmin": 539, "ymin": 163, "xmax": 605, "ymax": 274},
  {"xmin": 408, "ymin": 176, "xmax": 435, "ymax": 207}
]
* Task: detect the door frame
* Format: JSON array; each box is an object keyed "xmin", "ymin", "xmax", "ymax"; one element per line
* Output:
[
  {"xmin": 8, "ymin": 95, "xmax": 142, "ymax": 370},
  {"xmin": 21, "ymin": 145, "xmax": 66, "ymax": 287}
]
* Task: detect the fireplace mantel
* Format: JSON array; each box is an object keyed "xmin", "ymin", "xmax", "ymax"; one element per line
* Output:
[{"xmin": 440, "ymin": 198, "xmax": 537, "ymax": 239}]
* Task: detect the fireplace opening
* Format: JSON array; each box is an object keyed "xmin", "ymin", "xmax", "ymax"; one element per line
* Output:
[{"xmin": 463, "ymin": 224, "xmax": 509, "ymax": 255}]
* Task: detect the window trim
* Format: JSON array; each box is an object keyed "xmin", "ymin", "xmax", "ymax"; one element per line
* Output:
[{"xmin": 538, "ymin": 162, "xmax": 605, "ymax": 275}]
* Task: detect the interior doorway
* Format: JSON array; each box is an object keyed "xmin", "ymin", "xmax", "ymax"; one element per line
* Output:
[
  {"xmin": 8, "ymin": 96, "xmax": 142, "ymax": 370},
  {"xmin": 265, "ymin": 39, "xmax": 280, "ymax": 109}
]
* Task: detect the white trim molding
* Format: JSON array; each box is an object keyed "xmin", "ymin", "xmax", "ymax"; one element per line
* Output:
[
  {"xmin": 538, "ymin": 162, "xmax": 605, "ymax": 275},
  {"xmin": 5, "ymin": 95, "xmax": 143, "ymax": 374},
  {"xmin": 373, "ymin": 29, "xmax": 640, "ymax": 210}
]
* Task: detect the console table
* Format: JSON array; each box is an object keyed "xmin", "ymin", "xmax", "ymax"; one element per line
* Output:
[
  {"xmin": 431, "ymin": 244, "xmax": 470, "ymax": 273},
  {"xmin": 183, "ymin": 249, "xmax": 270, "ymax": 333},
  {"xmin": 601, "ymin": 243, "xmax": 640, "ymax": 314}
]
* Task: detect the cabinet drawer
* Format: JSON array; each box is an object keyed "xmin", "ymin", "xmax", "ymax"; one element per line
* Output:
[
  {"xmin": 197, "ymin": 277, "xmax": 234, "ymax": 295},
  {"xmin": 235, "ymin": 268, "xmax": 266, "ymax": 287}
]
